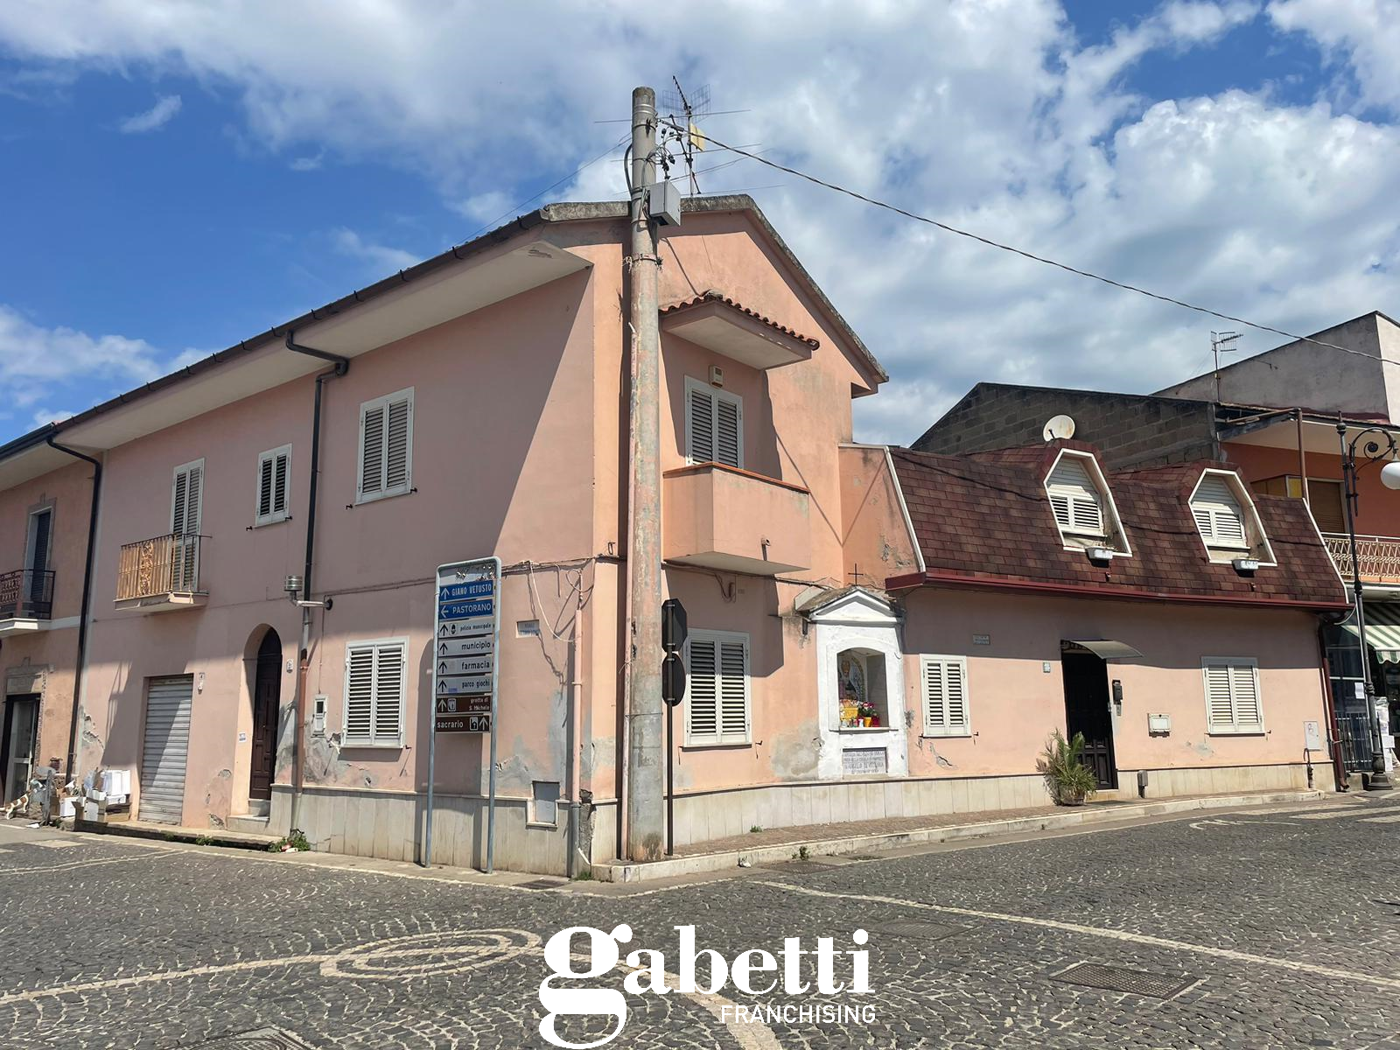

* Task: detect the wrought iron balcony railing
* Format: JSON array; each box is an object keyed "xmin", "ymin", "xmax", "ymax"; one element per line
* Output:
[
  {"xmin": 115, "ymin": 533, "xmax": 204, "ymax": 602},
  {"xmin": 0, "ymin": 569, "xmax": 54, "ymax": 620},
  {"xmin": 1322, "ymin": 533, "xmax": 1400, "ymax": 585}
]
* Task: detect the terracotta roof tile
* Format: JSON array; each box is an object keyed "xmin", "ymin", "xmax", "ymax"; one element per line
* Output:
[{"xmin": 661, "ymin": 290, "xmax": 821, "ymax": 349}]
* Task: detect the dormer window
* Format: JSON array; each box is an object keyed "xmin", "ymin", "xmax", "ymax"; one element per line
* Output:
[
  {"xmin": 1191, "ymin": 475, "xmax": 1248, "ymax": 550},
  {"xmin": 1047, "ymin": 456, "xmax": 1105, "ymax": 539},
  {"xmin": 1189, "ymin": 469, "xmax": 1275, "ymax": 565}
]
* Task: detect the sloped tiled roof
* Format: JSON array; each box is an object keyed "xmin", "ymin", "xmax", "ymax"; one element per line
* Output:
[
  {"xmin": 661, "ymin": 290, "xmax": 822, "ymax": 349},
  {"xmin": 887, "ymin": 441, "xmax": 1348, "ymax": 608}
]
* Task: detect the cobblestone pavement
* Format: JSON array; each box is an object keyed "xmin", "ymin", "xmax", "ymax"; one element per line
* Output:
[{"xmin": 3, "ymin": 793, "xmax": 1400, "ymax": 1049}]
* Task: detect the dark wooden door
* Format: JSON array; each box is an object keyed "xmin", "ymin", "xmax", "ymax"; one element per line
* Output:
[
  {"xmin": 250, "ymin": 631, "xmax": 281, "ymax": 802},
  {"xmin": 1061, "ymin": 651, "xmax": 1118, "ymax": 789}
]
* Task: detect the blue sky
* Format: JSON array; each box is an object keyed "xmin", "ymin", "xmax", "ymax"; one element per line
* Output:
[{"xmin": 2, "ymin": 1, "xmax": 1398, "ymax": 444}]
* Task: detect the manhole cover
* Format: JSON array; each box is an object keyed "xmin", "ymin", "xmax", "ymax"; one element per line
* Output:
[
  {"xmin": 194, "ymin": 1028, "xmax": 317, "ymax": 1049},
  {"xmin": 516, "ymin": 878, "xmax": 568, "ymax": 890},
  {"xmin": 1051, "ymin": 962, "xmax": 1197, "ymax": 1000},
  {"xmin": 866, "ymin": 921, "xmax": 968, "ymax": 942}
]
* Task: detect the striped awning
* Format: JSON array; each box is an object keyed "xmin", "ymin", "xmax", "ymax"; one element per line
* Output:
[{"xmin": 1340, "ymin": 603, "xmax": 1400, "ymax": 663}]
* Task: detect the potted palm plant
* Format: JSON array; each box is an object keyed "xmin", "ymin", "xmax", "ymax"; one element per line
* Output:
[{"xmin": 1038, "ymin": 730, "xmax": 1098, "ymax": 806}]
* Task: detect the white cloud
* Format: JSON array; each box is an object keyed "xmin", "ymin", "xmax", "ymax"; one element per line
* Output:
[
  {"xmin": 331, "ymin": 227, "xmax": 419, "ymax": 274},
  {"xmin": 0, "ymin": 1, "xmax": 1397, "ymax": 445},
  {"xmin": 0, "ymin": 305, "xmax": 166, "ymax": 417},
  {"xmin": 289, "ymin": 151, "xmax": 322, "ymax": 171},
  {"xmin": 118, "ymin": 93, "xmax": 181, "ymax": 133}
]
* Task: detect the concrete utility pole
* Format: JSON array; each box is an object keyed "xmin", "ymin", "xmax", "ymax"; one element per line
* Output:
[{"xmin": 626, "ymin": 85, "xmax": 665, "ymax": 861}]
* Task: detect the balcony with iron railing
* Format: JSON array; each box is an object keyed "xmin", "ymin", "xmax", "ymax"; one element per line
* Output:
[
  {"xmin": 1322, "ymin": 533, "xmax": 1400, "ymax": 586},
  {"xmin": 0, "ymin": 569, "xmax": 55, "ymax": 634},
  {"xmin": 114, "ymin": 533, "xmax": 208, "ymax": 612}
]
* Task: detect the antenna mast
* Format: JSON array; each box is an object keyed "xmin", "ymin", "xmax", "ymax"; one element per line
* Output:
[{"xmin": 1211, "ymin": 330, "xmax": 1242, "ymax": 403}]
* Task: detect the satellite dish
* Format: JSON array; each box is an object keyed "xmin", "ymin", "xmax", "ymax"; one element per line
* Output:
[{"xmin": 1043, "ymin": 414, "xmax": 1077, "ymax": 441}]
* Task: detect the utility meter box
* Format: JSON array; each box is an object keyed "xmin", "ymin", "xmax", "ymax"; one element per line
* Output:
[{"xmin": 648, "ymin": 181, "xmax": 682, "ymax": 226}]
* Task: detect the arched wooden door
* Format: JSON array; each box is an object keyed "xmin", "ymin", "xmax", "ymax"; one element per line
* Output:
[{"xmin": 250, "ymin": 630, "xmax": 281, "ymax": 802}]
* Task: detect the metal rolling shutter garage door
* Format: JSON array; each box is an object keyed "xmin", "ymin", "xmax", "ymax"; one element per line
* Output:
[{"xmin": 140, "ymin": 676, "xmax": 193, "ymax": 824}]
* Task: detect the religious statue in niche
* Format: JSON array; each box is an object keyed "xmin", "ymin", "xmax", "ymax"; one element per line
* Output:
[{"xmin": 838, "ymin": 651, "xmax": 879, "ymax": 728}]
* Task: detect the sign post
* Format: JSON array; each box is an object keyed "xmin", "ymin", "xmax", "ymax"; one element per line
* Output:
[
  {"xmin": 661, "ymin": 598, "xmax": 687, "ymax": 857},
  {"xmin": 425, "ymin": 556, "xmax": 502, "ymax": 872}
]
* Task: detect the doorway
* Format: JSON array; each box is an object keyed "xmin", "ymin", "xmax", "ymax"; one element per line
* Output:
[
  {"xmin": 2, "ymin": 694, "xmax": 40, "ymax": 804},
  {"xmin": 1060, "ymin": 650, "xmax": 1118, "ymax": 789},
  {"xmin": 250, "ymin": 630, "xmax": 281, "ymax": 803}
]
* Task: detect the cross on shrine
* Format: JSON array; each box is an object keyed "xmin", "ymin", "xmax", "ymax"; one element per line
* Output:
[{"xmin": 849, "ymin": 564, "xmax": 867, "ymax": 587}]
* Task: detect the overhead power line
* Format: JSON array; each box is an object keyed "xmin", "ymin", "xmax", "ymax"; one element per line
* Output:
[{"xmin": 659, "ymin": 118, "xmax": 1385, "ymax": 370}]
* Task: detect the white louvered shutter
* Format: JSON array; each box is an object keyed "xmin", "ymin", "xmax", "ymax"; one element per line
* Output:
[
  {"xmin": 360, "ymin": 404, "xmax": 385, "ymax": 497},
  {"xmin": 345, "ymin": 645, "xmax": 375, "ymax": 744},
  {"xmin": 686, "ymin": 638, "xmax": 719, "ymax": 742},
  {"xmin": 1204, "ymin": 660, "xmax": 1263, "ymax": 733},
  {"xmin": 374, "ymin": 642, "xmax": 405, "ymax": 745},
  {"xmin": 715, "ymin": 397, "xmax": 741, "ymax": 468},
  {"xmin": 717, "ymin": 638, "xmax": 750, "ymax": 742},
  {"xmin": 923, "ymin": 658, "xmax": 970, "ymax": 735},
  {"xmin": 1193, "ymin": 475, "xmax": 1248, "ymax": 548},
  {"xmin": 687, "ymin": 385, "xmax": 715, "ymax": 463},
  {"xmin": 1047, "ymin": 457, "xmax": 1104, "ymax": 536},
  {"xmin": 258, "ymin": 457, "xmax": 275, "ymax": 519}
]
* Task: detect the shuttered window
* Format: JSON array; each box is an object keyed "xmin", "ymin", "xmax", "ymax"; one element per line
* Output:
[
  {"xmin": 343, "ymin": 638, "xmax": 407, "ymax": 747},
  {"xmin": 1202, "ymin": 658, "xmax": 1264, "ymax": 734},
  {"xmin": 255, "ymin": 445, "xmax": 291, "ymax": 526},
  {"xmin": 1192, "ymin": 474, "xmax": 1249, "ymax": 550},
  {"xmin": 684, "ymin": 378, "xmax": 743, "ymax": 468},
  {"xmin": 170, "ymin": 459, "xmax": 204, "ymax": 593},
  {"xmin": 357, "ymin": 389, "xmax": 414, "ymax": 503},
  {"xmin": 921, "ymin": 656, "xmax": 971, "ymax": 737},
  {"xmin": 685, "ymin": 630, "xmax": 751, "ymax": 746},
  {"xmin": 1046, "ymin": 455, "xmax": 1105, "ymax": 537}
]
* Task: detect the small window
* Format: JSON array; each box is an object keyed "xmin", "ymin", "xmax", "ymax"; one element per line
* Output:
[
  {"xmin": 685, "ymin": 378, "xmax": 743, "ymax": 468},
  {"xmin": 921, "ymin": 656, "xmax": 970, "ymax": 737},
  {"xmin": 837, "ymin": 648, "xmax": 889, "ymax": 729},
  {"xmin": 1191, "ymin": 475, "xmax": 1248, "ymax": 550},
  {"xmin": 685, "ymin": 630, "xmax": 751, "ymax": 746},
  {"xmin": 1046, "ymin": 455, "xmax": 1105, "ymax": 539},
  {"xmin": 1202, "ymin": 658, "xmax": 1264, "ymax": 735},
  {"xmin": 343, "ymin": 638, "xmax": 407, "ymax": 747},
  {"xmin": 254, "ymin": 445, "xmax": 291, "ymax": 526},
  {"xmin": 357, "ymin": 388, "xmax": 414, "ymax": 504},
  {"xmin": 532, "ymin": 781, "xmax": 561, "ymax": 826}
]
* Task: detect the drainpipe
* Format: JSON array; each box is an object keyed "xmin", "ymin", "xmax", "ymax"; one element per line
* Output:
[
  {"xmin": 567, "ymin": 571, "xmax": 585, "ymax": 878},
  {"xmin": 285, "ymin": 332, "xmax": 349, "ymax": 830},
  {"xmin": 45, "ymin": 435, "xmax": 102, "ymax": 784}
]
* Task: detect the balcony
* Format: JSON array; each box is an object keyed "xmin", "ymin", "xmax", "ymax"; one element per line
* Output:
[
  {"xmin": 0, "ymin": 569, "xmax": 54, "ymax": 635},
  {"xmin": 115, "ymin": 534, "xmax": 207, "ymax": 612},
  {"xmin": 663, "ymin": 463, "xmax": 811, "ymax": 576},
  {"xmin": 1322, "ymin": 533, "xmax": 1400, "ymax": 585}
]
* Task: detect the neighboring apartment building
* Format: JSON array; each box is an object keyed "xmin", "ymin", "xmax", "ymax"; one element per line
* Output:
[
  {"xmin": 0, "ymin": 432, "xmax": 96, "ymax": 805},
  {"xmin": 836, "ymin": 440, "xmax": 1346, "ymax": 800},
  {"xmin": 914, "ymin": 311, "xmax": 1400, "ymax": 782},
  {"xmin": 0, "ymin": 195, "xmax": 889, "ymax": 873}
]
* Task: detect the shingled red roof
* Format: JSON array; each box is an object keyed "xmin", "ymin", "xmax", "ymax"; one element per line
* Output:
[{"xmin": 887, "ymin": 441, "xmax": 1348, "ymax": 609}]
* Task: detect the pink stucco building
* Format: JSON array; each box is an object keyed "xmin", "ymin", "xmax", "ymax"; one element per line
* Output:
[{"xmin": 0, "ymin": 195, "xmax": 1348, "ymax": 874}]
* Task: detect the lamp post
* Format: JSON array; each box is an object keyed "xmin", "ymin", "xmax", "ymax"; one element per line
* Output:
[{"xmin": 1337, "ymin": 421, "xmax": 1400, "ymax": 790}]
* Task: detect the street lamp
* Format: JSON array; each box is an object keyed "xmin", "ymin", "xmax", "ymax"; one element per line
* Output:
[{"xmin": 1337, "ymin": 421, "xmax": 1400, "ymax": 790}]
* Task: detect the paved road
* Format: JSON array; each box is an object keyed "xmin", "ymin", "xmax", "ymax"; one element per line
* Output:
[{"xmin": 3, "ymin": 793, "xmax": 1400, "ymax": 1049}]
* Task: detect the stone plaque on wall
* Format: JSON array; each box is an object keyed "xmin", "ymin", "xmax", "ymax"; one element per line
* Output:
[{"xmin": 842, "ymin": 747, "xmax": 887, "ymax": 777}]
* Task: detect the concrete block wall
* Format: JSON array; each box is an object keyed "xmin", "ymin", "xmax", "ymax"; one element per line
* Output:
[{"xmin": 912, "ymin": 384, "xmax": 1220, "ymax": 470}]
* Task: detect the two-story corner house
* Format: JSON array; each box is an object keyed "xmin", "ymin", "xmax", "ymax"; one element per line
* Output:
[
  {"xmin": 0, "ymin": 427, "xmax": 97, "ymax": 807},
  {"xmin": 4, "ymin": 194, "xmax": 888, "ymax": 873},
  {"xmin": 832, "ymin": 439, "xmax": 1348, "ymax": 808}
]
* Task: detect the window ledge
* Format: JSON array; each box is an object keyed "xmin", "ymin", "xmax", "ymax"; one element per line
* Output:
[
  {"xmin": 837, "ymin": 726, "xmax": 897, "ymax": 734},
  {"xmin": 525, "ymin": 821, "xmax": 559, "ymax": 831},
  {"xmin": 681, "ymin": 740, "xmax": 753, "ymax": 751},
  {"xmin": 353, "ymin": 487, "xmax": 413, "ymax": 507},
  {"xmin": 921, "ymin": 731, "xmax": 973, "ymax": 739},
  {"xmin": 251, "ymin": 516, "xmax": 292, "ymax": 529},
  {"xmin": 338, "ymin": 741, "xmax": 405, "ymax": 750},
  {"xmin": 1206, "ymin": 728, "xmax": 1266, "ymax": 737}
]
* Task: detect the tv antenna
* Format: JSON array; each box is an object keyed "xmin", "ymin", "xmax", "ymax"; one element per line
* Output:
[
  {"xmin": 1211, "ymin": 330, "xmax": 1242, "ymax": 403},
  {"xmin": 660, "ymin": 77, "xmax": 711, "ymax": 195}
]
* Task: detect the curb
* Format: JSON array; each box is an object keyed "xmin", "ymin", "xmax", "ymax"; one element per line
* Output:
[
  {"xmin": 69, "ymin": 817, "xmax": 280, "ymax": 852},
  {"xmin": 592, "ymin": 789, "xmax": 1324, "ymax": 883}
]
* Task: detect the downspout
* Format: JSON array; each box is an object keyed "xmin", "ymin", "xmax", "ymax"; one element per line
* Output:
[
  {"xmin": 45, "ymin": 434, "xmax": 102, "ymax": 783},
  {"xmin": 285, "ymin": 331, "xmax": 349, "ymax": 831},
  {"xmin": 567, "ymin": 570, "xmax": 585, "ymax": 878}
]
